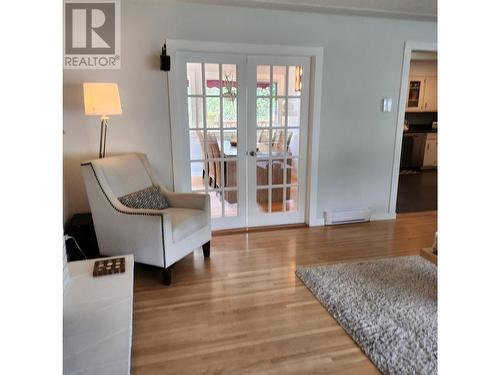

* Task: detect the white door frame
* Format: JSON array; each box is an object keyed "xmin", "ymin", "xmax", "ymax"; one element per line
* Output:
[
  {"xmin": 166, "ymin": 39, "xmax": 324, "ymax": 226},
  {"xmin": 388, "ymin": 41, "xmax": 438, "ymax": 215}
]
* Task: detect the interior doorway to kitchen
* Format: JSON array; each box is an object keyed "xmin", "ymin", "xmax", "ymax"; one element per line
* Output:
[
  {"xmin": 395, "ymin": 49, "xmax": 438, "ymax": 213},
  {"xmin": 170, "ymin": 50, "xmax": 311, "ymax": 230}
]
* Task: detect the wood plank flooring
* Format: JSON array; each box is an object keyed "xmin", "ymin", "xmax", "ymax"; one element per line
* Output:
[
  {"xmin": 132, "ymin": 211, "xmax": 437, "ymax": 374},
  {"xmin": 397, "ymin": 170, "xmax": 437, "ymax": 213}
]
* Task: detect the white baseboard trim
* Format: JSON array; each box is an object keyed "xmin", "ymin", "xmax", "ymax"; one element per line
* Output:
[
  {"xmin": 309, "ymin": 212, "xmax": 396, "ymax": 226},
  {"xmin": 370, "ymin": 212, "xmax": 397, "ymax": 221}
]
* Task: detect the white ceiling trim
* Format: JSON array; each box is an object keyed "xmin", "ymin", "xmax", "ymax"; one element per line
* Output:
[{"xmin": 175, "ymin": 0, "xmax": 437, "ymax": 21}]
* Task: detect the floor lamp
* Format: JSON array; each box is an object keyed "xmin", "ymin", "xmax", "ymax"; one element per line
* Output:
[{"xmin": 83, "ymin": 83, "xmax": 122, "ymax": 158}]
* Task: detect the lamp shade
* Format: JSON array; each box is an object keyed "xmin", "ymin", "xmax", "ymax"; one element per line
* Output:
[{"xmin": 83, "ymin": 83, "xmax": 122, "ymax": 116}]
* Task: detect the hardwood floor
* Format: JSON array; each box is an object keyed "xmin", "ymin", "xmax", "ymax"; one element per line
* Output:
[
  {"xmin": 132, "ymin": 211, "xmax": 437, "ymax": 374},
  {"xmin": 397, "ymin": 170, "xmax": 437, "ymax": 213}
]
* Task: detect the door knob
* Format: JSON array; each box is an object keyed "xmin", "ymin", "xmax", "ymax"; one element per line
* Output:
[{"xmin": 248, "ymin": 150, "xmax": 256, "ymax": 156}]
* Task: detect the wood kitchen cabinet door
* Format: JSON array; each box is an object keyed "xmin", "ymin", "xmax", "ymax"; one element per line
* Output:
[{"xmin": 424, "ymin": 76, "xmax": 437, "ymax": 112}]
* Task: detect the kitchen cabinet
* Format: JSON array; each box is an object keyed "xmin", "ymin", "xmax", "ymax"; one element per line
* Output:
[
  {"xmin": 423, "ymin": 76, "xmax": 437, "ymax": 111},
  {"xmin": 422, "ymin": 133, "xmax": 437, "ymax": 168},
  {"xmin": 406, "ymin": 76, "xmax": 426, "ymax": 112},
  {"xmin": 406, "ymin": 75, "xmax": 437, "ymax": 112}
]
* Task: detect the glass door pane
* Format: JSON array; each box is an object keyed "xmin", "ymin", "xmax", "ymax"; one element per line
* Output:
[
  {"xmin": 187, "ymin": 61, "xmax": 240, "ymax": 220},
  {"xmin": 407, "ymin": 80, "xmax": 421, "ymax": 108},
  {"xmin": 178, "ymin": 52, "xmax": 307, "ymax": 229},
  {"xmin": 255, "ymin": 64, "xmax": 302, "ymax": 214}
]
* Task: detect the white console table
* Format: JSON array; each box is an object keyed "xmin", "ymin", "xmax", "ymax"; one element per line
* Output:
[{"xmin": 63, "ymin": 255, "xmax": 134, "ymax": 375}]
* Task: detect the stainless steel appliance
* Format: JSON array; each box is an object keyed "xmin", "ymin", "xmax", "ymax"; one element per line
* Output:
[{"xmin": 401, "ymin": 133, "xmax": 427, "ymax": 169}]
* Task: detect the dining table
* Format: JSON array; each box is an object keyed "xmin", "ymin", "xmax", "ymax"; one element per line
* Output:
[{"xmin": 221, "ymin": 140, "xmax": 292, "ymax": 205}]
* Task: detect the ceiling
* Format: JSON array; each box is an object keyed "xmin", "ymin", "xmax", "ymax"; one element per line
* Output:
[{"xmin": 176, "ymin": 0, "xmax": 437, "ymax": 21}]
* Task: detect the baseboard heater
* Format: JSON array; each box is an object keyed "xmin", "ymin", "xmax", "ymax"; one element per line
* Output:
[{"xmin": 323, "ymin": 209, "xmax": 371, "ymax": 225}]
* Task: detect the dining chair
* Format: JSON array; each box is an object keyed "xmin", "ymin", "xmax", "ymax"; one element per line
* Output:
[
  {"xmin": 258, "ymin": 129, "xmax": 270, "ymax": 144},
  {"xmin": 287, "ymin": 131, "xmax": 294, "ymax": 150},
  {"xmin": 272, "ymin": 130, "xmax": 285, "ymax": 150},
  {"xmin": 196, "ymin": 130, "xmax": 208, "ymax": 185},
  {"xmin": 206, "ymin": 133, "xmax": 220, "ymax": 188}
]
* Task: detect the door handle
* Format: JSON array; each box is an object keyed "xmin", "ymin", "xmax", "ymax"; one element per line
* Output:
[{"xmin": 248, "ymin": 150, "xmax": 256, "ymax": 157}]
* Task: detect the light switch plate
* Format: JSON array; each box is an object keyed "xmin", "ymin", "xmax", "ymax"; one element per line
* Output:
[{"xmin": 382, "ymin": 98, "xmax": 392, "ymax": 112}]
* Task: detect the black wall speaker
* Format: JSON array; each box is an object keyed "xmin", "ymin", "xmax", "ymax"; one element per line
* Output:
[{"xmin": 161, "ymin": 43, "xmax": 170, "ymax": 71}]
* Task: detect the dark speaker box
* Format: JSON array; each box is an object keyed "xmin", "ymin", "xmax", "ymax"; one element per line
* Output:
[{"xmin": 64, "ymin": 213, "xmax": 100, "ymax": 261}]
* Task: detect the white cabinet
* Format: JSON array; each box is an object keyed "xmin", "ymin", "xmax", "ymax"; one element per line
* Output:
[
  {"xmin": 422, "ymin": 133, "xmax": 437, "ymax": 168},
  {"xmin": 424, "ymin": 76, "xmax": 437, "ymax": 112},
  {"xmin": 406, "ymin": 75, "xmax": 437, "ymax": 112},
  {"xmin": 64, "ymin": 255, "xmax": 134, "ymax": 375}
]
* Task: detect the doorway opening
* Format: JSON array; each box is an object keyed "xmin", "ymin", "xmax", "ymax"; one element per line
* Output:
[{"xmin": 396, "ymin": 50, "xmax": 438, "ymax": 213}]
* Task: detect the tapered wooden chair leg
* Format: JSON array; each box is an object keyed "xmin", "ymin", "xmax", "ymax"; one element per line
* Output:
[
  {"xmin": 162, "ymin": 266, "xmax": 172, "ymax": 285},
  {"xmin": 202, "ymin": 241, "xmax": 210, "ymax": 258}
]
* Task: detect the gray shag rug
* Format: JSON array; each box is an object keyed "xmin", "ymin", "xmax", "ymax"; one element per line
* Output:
[{"xmin": 296, "ymin": 256, "xmax": 437, "ymax": 375}]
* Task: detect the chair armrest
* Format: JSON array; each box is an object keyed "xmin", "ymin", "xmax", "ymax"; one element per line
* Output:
[
  {"xmin": 159, "ymin": 187, "xmax": 210, "ymax": 212},
  {"xmin": 113, "ymin": 200, "xmax": 167, "ymax": 216}
]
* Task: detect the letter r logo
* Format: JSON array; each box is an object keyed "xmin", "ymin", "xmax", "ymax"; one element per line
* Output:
[{"xmin": 65, "ymin": 2, "xmax": 116, "ymax": 54}]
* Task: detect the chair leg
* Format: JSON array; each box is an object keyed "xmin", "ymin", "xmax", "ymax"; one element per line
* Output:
[
  {"xmin": 162, "ymin": 266, "xmax": 172, "ymax": 285},
  {"xmin": 202, "ymin": 241, "xmax": 210, "ymax": 258}
]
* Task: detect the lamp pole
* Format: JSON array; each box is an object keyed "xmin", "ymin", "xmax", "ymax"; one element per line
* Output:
[{"xmin": 99, "ymin": 116, "xmax": 109, "ymax": 158}]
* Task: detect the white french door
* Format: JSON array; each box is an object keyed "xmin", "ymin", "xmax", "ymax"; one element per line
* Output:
[
  {"xmin": 172, "ymin": 52, "xmax": 248, "ymax": 229},
  {"xmin": 246, "ymin": 56, "xmax": 310, "ymax": 227},
  {"xmin": 172, "ymin": 51, "xmax": 310, "ymax": 230}
]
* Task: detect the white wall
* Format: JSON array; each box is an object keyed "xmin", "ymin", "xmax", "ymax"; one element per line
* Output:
[{"xmin": 63, "ymin": 0, "xmax": 437, "ymax": 223}]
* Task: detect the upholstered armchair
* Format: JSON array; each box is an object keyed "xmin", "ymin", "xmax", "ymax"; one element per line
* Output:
[{"xmin": 81, "ymin": 153, "xmax": 211, "ymax": 285}]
